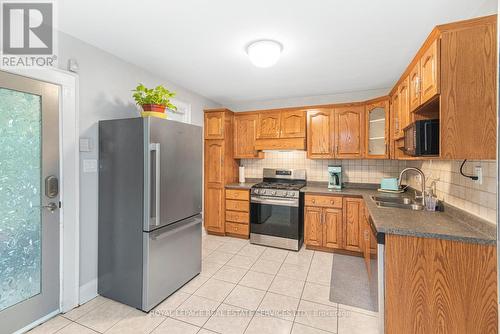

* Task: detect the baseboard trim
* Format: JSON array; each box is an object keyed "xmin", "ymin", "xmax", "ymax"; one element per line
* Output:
[
  {"xmin": 13, "ymin": 309, "xmax": 60, "ymax": 334},
  {"xmin": 79, "ymin": 279, "xmax": 98, "ymax": 304}
]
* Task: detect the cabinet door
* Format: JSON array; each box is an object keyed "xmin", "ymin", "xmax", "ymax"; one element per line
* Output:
[
  {"xmin": 335, "ymin": 106, "xmax": 365, "ymax": 159},
  {"xmin": 366, "ymin": 99, "xmax": 390, "ymax": 159},
  {"xmin": 204, "ymin": 140, "xmax": 224, "ymax": 186},
  {"xmin": 420, "ymin": 39, "xmax": 440, "ymax": 105},
  {"xmin": 257, "ymin": 111, "xmax": 281, "ymax": 139},
  {"xmin": 391, "ymin": 91, "xmax": 401, "ymax": 140},
  {"xmin": 204, "ymin": 186, "xmax": 224, "ymax": 233},
  {"xmin": 204, "ymin": 111, "xmax": 224, "ymax": 139},
  {"xmin": 409, "ymin": 63, "xmax": 421, "ymax": 112},
  {"xmin": 307, "ymin": 109, "xmax": 335, "ymax": 159},
  {"xmin": 234, "ymin": 114, "xmax": 261, "ymax": 158},
  {"xmin": 304, "ymin": 206, "xmax": 323, "ymax": 247},
  {"xmin": 343, "ymin": 197, "xmax": 363, "ymax": 252},
  {"xmin": 362, "ymin": 214, "xmax": 371, "ymax": 276},
  {"xmin": 399, "ymin": 77, "xmax": 411, "ymax": 132},
  {"xmin": 323, "ymin": 208, "xmax": 343, "ymax": 250},
  {"xmin": 280, "ymin": 110, "xmax": 306, "ymax": 138}
]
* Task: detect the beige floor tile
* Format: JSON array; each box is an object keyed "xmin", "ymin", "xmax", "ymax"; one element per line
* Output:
[
  {"xmin": 56, "ymin": 322, "xmax": 99, "ymax": 334},
  {"xmin": 212, "ymin": 265, "xmax": 247, "ymax": 283},
  {"xmin": 197, "ymin": 329, "xmax": 218, "ymax": 334},
  {"xmin": 172, "ymin": 295, "xmax": 220, "ymax": 327},
  {"xmin": 238, "ymin": 270, "xmax": 275, "ymax": 291},
  {"xmin": 194, "ymin": 278, "xmax": 235, "ymax": 302},
  {"xmin": 28, "ymin": 315, "xmax": 71, "ymax": 334},
  {"xmin": 302, "ymin": 282, "xmax": 337, "ymax": 307},
  {"xmin": 259, "ymin": 247, "xmax": 289, "ymax": 263},
  {"xmin": 203, "ymin": 303, "xmax": 253, "ymax": 334},
  {"xmin": 202, "ymin": 247, "xmax": 215, "ymax": 259},
  {"xmin": 153, "ymin": 291, "xmax": 191, "ymax": 316},
  {"xmin": 277, "ymin": 262, "xmax": 309, "ymax": 281},
  {"xmin": 250, "ymin": 258, "xmax": 281, "ymax": 275},
  {"xmin": 204, "ymin": 250, "xmax": 234, "ymax": 265},
  {"xmin": 295, "ymin": 300, "xmax": 338, "ymax": 332},
  {"xmin": 201, "ymin": 238, "xmax": 225, "ymax": 251},
  {"xmin": 337, "ymin": 309, "xmax": 379, "ymax": 334},
  {"xmin": 224, "ymin": 285, "xmax": 265, "ymax": 311},
  {"xmin": 201, "ymin": 261, "xmax": 224, "ymax": 276},
  {"xmin": 306, "ymin": 262, "xmax": 332, "ymax": 286},
  {"xmin": 76, "ymin": 299, "xmax": 134, "ymax": 332},
  {"xmin": 338, "ymin": 303, "xmax": 378, "ymax": 317},
  {"xmin": 291, "ymin": 323, "xmax": 332, "ymax": 334},
  {"xmin": 62, "ymin": 296, "xmax": 108, "ymax": 321},
  {"xmin": 268, "ymin": 276, "xmax": 305, "ymax": 299},
  {"xmin": 151, "ymin": 317, "xmax": 200, "ymax": 334},
  {"xmin": 106, "ymin": 309, "xmax": 165, "ymax": 334},
  {"xmin": 284, "ymin": 250, "xmax": 314, "ymax": 269},
  {"xmin": 217, "ymin": 241, "xmax": 246, "ymax": 254},
  {"xmin": 244, "ymin": 315, "xmax": 293, "ymax": 334},
  {"xmin": 226, "ymin": 255, "xmax": 256, "ymax": 269},
  {"xmin": 179, "ymin": 274, "xmax": 210, "ymax": 294},
  {"xmin": 257, "ymin": 292, "xmax": 299, "ymax": 321},
  {"xmin": 238, "ymin": 244, "xmax": 266, "ymax": 259}
]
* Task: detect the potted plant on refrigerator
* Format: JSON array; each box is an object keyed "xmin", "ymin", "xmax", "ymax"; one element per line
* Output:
[{"xmin": 132, "ymin": 83, "xmax": 177, "ymax": 119}]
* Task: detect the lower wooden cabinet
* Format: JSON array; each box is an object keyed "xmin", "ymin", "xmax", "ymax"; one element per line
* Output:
[
  {"xmin": 343, "ymin": 197, "xmax": 364, "ymax": 252},
  {"xmin": 204, "ymin": 186, "xmax": 224, "ymax": 234},
  {"xmin": 224, "ymin": 188, "xmax": 250, "ymax": 238},
  {"xmin": 304, "ymin": 206, "xmax": 342, "ymax": 250}
]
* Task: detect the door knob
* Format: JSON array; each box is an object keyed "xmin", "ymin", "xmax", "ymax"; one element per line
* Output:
[{"xmin": 42, "ymin": 202, "xmax": 58, "ymax": 213}]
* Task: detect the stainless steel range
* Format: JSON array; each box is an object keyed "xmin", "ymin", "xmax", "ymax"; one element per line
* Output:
[{"xmin": 250, "ymin": 168, "xmax": 306, "ymax": 251}]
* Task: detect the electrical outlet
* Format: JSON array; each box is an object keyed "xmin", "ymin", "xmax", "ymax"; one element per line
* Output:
[{"xmin": 474, "ymin": 166, "xmax": 483, "ymax": 184}]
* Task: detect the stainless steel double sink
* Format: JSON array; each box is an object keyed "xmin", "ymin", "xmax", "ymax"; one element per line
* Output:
[{"xmin": 370, "ymin": 195, "xmax": 424, "ymax": 211}]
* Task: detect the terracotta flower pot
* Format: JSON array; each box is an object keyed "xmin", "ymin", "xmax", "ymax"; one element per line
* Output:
[{"xmin": 141, "ymin": 104, "xmax": 166, "ymax": 113}]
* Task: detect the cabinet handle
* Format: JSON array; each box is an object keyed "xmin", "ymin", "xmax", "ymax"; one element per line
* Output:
[
  {"xmin": 330, "ymin": 200, "xmax": 334, "ymax": 204},
  {"xmin": 312, "ymin": 199, "xmax": 316, "ymax": 204}
]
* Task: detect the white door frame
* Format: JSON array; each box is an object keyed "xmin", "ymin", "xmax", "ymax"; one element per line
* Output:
[{"xmin": 4, "ymin": 68, "xmax": 80, "ymax": 319}]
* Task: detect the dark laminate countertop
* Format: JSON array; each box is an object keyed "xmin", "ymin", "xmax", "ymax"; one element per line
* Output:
[
  {"xmin": 225, "ymin": 179, "xmax": 262, "ymax": 190},
  {"xmin": 302, "ymin": 182, "xmax": 496, "ymax": 246}
]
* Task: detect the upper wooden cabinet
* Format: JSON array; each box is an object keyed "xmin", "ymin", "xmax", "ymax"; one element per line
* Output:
[
  {"xmin": 204, "ymin": 111, "xmax": 225, "ymax": 139},
  {"xmin": 281, "ymin": 110, "xmax": 306, "ymax": 138},
  {"xmin": 307, "ymin": 109, "xmax": 335, "ymax": 159},
  {"xmin": 420, "ymin": 39, "xmax": 440, "ymax": 104},
  {"xmin": 335, "ymin": 106, "xmax": 365, "ymax": 159},
  {"xmin": 408, "ymin": 63, "xmax": 421, "ymax": 112},
  {"xmin": 256, "ymin": 111, "xmax": 281, "ymax": 139},
  {"xmin": 366, "ymin": 98, "xmax": 390, "ymax": 159},
  {"xmin": 233, "ymin": 114, "xmax": 263, "ymax": 159},
  {"xmin": 204, "ymin": 140, "xmax": 224, "ymax": 186}
]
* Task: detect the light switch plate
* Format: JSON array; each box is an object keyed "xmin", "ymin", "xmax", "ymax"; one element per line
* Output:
[
  {"xmin": 80, "ymin": 138, "xmax": 92, "ymax": 152},
  {"xmin": 83, "ymin": 159, "xmax": 97, "ymax": 173}
]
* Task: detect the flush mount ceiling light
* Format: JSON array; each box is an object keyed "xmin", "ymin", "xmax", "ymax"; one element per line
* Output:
[{"xmin": 246, "ymin": 40, "xmax": 283, "ymax": 68}]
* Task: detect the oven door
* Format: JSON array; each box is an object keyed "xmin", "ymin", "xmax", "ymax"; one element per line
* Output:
[{"xmin": 250, "ymin": 196, "xmax": 300, "ymax": 240}]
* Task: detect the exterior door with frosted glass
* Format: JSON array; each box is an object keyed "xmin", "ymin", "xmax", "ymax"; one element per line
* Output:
[{"xmin": 0, "ymin": 71, "xmax": 60, "ymax": 334}]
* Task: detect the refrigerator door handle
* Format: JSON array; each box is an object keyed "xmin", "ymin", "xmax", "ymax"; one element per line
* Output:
[{"xmin": 150, "ymin": 143, "xmax": 161, "ymax": 226}]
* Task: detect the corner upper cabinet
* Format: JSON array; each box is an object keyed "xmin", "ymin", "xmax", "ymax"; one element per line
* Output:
[
  {"xmin": 281, "ymin": 110, "xmax": 306, "ymax": 138},
  {"xmin": 335, "ymin": 106, "xmax": 365, "ymax": 159},
  {"xmin": 420, "ymin": 39, "xmax": 440, "ymax": 104},
  {"xmin": 307, "ymin": 108, "xmax": 335, "ymax": 159},
  {"xmin": 204, "ymin": 111, "xmax": 225, "ymax": 139},
  {"xmin": 256, "ymin": 111, "xmax": 281, "ymax": 139},
  {"xmin": 366, "ymin": 98, "xmax": 390, "ymax": 159},
  {"xmin": 233, "ymin": 114, "xmax": 263, "ymax": 159}
]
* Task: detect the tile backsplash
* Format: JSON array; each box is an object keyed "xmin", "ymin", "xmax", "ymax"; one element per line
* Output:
[{"xmin": 240, "ymin": 151, "xmax": 497, "ymax": 224}]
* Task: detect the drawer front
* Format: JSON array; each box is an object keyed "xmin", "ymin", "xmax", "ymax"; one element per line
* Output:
[
  {"xmin": 225, "ymin": 210, "xmax": 249, "ymax": 223},
  {"xmin": 225, "ymin": 189, "xmax": 249, "ymax": 201},
  {"xmin": 305, "ymin": 194, "xmax": 343, "ymax": 208},
  {"xmin": 225, "ymin": 221, "xmax": 249, "ymax": 236},
  {"xmin": 225, "ymin": 199, "xmax": 249, "ymax": 212}
]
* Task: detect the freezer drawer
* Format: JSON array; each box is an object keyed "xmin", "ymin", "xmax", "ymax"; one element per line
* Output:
[{"xmin": 142, "ymin": 214, "xmax": 202, "ymax": 311}]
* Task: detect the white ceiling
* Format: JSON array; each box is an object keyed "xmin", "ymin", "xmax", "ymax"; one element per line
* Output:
[{"xmin": 58, "ymin": 0, "xmax": 497, "ymax": 107}]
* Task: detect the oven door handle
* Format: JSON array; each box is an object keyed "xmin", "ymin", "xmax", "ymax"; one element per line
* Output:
[{"xmin": 251, "ymin": 196, "xmax": 299, "ymax": 207}]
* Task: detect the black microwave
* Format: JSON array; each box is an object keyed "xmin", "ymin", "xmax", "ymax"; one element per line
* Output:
[{"xmin": 402, "ymin": 119, "xmax": 439, "ymax": 156}]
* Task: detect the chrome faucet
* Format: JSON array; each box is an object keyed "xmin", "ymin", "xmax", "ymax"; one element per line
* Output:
[{"xmin": 398, "ymin": 167, "xmax": 426, "ymax": 206}]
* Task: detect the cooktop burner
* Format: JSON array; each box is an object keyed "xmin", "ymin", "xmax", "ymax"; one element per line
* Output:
[{"xmin": 252, "ymin": 182, "xmax": 306, "ymax": 190}]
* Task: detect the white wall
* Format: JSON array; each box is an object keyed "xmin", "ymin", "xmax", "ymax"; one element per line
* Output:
[{"xmin": 57, "ymin": 32, "xmax": 220, "ymax": 302}]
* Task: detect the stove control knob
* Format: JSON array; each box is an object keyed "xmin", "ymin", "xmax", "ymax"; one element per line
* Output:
[
  {"xmin": 270, "ymin": 190, "xmax": 277, "ymax": 196},
  {"xmin": 287, "ymin": 192, "xmax": 295, "ymax": 197}
]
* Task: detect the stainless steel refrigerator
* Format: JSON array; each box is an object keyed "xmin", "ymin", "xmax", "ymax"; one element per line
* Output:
[{"xmin": 98, "ymin": 117, "xmax": 202, "ymax": 312}]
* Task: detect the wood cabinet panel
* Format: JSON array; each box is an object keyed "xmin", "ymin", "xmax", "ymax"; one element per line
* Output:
[
  {"xmin": 225, "ymin": 189, "xmax": 249, "ymax": 201},
  {"xmin": 225, "ymin": 199, "xmax": 249, "ymax": 212},
  {"xmin": 204, "ymin": 186, "xmax": 224, "ymax": 233},
  {"xmin": 225, "ymin": 221, "xmax": 249, "ymax": 237},
  {"xmin": 409, "ymin": 62, "xmax": 421, "ymax": 112},
  {"xmin": 305, "ymin": 194, "xmax": 342, "ymax": 208},
  {"xmin": 225, "ymin": 210, "xmax": 249, "ymax": 223},
  {"xmin": 420, "ymin": 39, "xmax": 440, "ymax": 104},
  {"xmin": 204, "ymin": 111, "xmax": 224, "ymax": 139},
  {"xmin": 304, "ymin": 206, "xmax": 323, "ymax": 247},
  {"xmin": 391, "ymin": 91, "xmax": 401, "ymax": 140},
  {"xmin": 366, "ymin": 98, "xmax": 390, "ymax": 159},
  {"xmin": 323, "ymin": 208, "xmax": 343, "ymax": 250},
  {"xmin": 335, "ymin": 106, "xmax": 365, "ymax": 158},
  {"xmin": 398, "ymin": 77, "xmax": 411, "ymax": 132},
  {"xmin": 234, "ymin": 114, "xmax": 262, "ymax": 158},
  {"xmin": 204, "ymin": 140, "xmax": 224, "ymax": 186},
  {"xmin": 343, "ymin": 197, "xmax": 363, "ymax": 252},
  {"xmin": 307, "ymin": 109, "xmax": 335, "ymax": 159},
  {"xmin": 385, "ymin": 234, "xmax": 498, "ymax": 334},
  {"xmin": 257, "ymin": 111, "xmax": 281, "ymax": 139},
  {"xmin": 280, "ymin": 110, "xmax": 306, "ymax": 138}
]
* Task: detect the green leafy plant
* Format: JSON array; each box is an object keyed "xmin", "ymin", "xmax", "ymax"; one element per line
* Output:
[{"xmin": 132, "ymin": 83, "xmax": 177, "ymax": 110}]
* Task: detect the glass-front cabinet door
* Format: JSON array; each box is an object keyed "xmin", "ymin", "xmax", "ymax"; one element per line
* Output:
[{"xmin": 366, "ymin": 99, "xmax": 390, "ymax": 159}]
